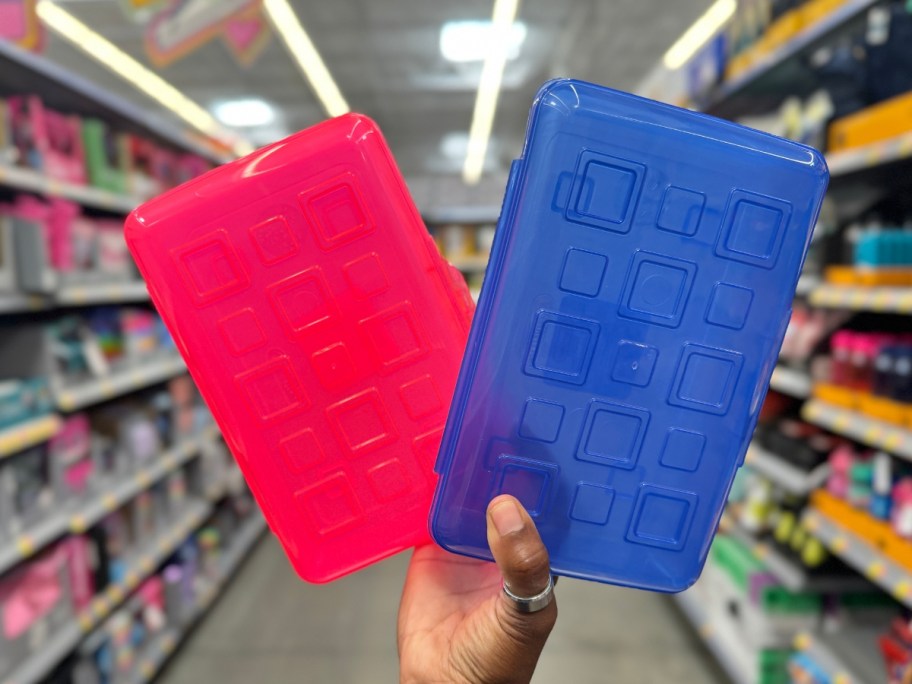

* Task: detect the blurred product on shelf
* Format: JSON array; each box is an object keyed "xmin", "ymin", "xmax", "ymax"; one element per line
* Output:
[
  {"xmin": 0, "ymin": 376, "xmax": 52, "ymax": 430},
  {"xmin": 779, "ymin": 304, "xmax": 849, "ymax": 365},
  {"xmin": 825, "ymin": 222, "xmax": 912, "ymax": 286},
  {"xmin": 0, "ymin": 93, "xmax": 213, "ymax": 199},
  {"xmin": 812, "ymin": 329, "xmax": 912, "ymax": 427}
]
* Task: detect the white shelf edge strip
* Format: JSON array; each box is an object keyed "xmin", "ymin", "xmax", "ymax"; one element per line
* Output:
[
  {"xmin": 794, "ymin": 630, "xmax": 883, "ymax": 684},
  {"xmin": 0, "ymin": 414, "xmax": 62, "ymax": 459},
  {"xmin": 746, "ymin": 443, "xmax": 829, "ymax": 496},
  {"xmin": 0, "ymin": 163, "xmax": 143, "ymax": 214},
  {"xmin": 809, "ymin": 285, "xmax": 912, "ymax": 312},
  {"xmin": 56, "ymin": 354, "xmax": 187, "ymax": 412},
  {"xmin": 672, "ymin": 589, "xmax": 754, "ymax": 684},
  {"xmin": 802, "ymin": 399, "xmax": 912, "ymax": 461},
  {"xmin": 803, "ymin": 507, "xmax": 912, "ymax": 609},
  {"xmin": 1, "ymin": 500, "xmax": 212, "ymax": 684},
  {"xmin": 128, "ymin": 514, "xmax": 267, "ymax": 684},
  {"xmin": 829, "ymin": 131, "xmax": 912, "ymax": 177},
  {"xmin": 0, "ymin": 425, "xmax": 218, "ymax": 575},
  {"xmin": 769, "ymin": 365, "xmax": 812, "ymax": 398},
  {"xmin": 55, "ymin": 281, "xmax": 150, "ymax": 306},
  {"xmin": 709, "ymin": 0, "xmax": 878, "ymax": 107}
]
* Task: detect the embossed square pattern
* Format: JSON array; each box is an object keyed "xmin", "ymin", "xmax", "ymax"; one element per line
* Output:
[
  {"xmin": 126, "ymin": 114, "xmax": 474, "ymax": 583},
  {"xmin": 431, "ymin": 80, "xmax": 828, "ymax": 591}
]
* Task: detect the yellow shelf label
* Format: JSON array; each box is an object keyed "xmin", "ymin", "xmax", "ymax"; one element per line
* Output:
[{"xmin": 16, "ymin": 536, "xmax": 35, "ymax": 557}]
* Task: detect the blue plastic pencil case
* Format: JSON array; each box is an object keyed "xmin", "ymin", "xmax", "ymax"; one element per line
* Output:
[{"xmin": 430, "ymin": 79, "xmax": 829, "ymax": 592}]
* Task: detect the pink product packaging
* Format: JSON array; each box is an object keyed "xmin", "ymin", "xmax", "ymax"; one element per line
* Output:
[
  {"xmin": 46, "ymin": 199, "xmax": 81, "ymax": 272},
  {"xmin": 62, "ymin": 536, "xmax": 95, "ymax": 611},
  {"xmin": 95, "ymin": 220, "xmax": 131, "ymax": 275},
  {"xmin": 43, "ymin": 109, "xmax": 87, "ymax": 185},
  {"xmin": 49, "ymin": 414, "xmax": 94, "ymax": 496}
]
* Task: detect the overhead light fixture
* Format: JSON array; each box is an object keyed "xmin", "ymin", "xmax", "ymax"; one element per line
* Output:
[
  {"xmin": 440, "ymin": 20, "xmax": 527, "ymax": 63},
  {"xmin": 213, "ymin": 98, "xmax": 277, "ymax": 128},
  {"xmin": 462, "ymin": 0, "xmax": 521, "ymax": 185},
  {"xmin": 262, "ymin": 0, "xmax": 349, "ymax": 118},
  {"xmin": 663, "ymin": 0, "xmax": 736, "ymax": 70},
  {"xmin": 35, "ymin": 0, "xmax": 252, "ymax": 157}
]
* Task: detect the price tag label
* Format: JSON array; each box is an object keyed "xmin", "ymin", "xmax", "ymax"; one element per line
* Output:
[
  {"xmin": 103, "ymin": 493, "xmax": 119, "ymax": 512},
  {"xmin": 78, "ymin": 612, "xmax": 94, "ymax": 632},
  {"xmin": 793, "ymin": 633, "xmax": 811, "ymax": 650},
  {"xmin": 894, "ymin": 581, "xmax": 911, "ymax": 599},
  {"xmin": 866, "ymin": 562, "xmax": 886, "ymax": 579},
  {"xmin": 834, "ymin": 414, "xmax": 850, "ymax": 431},
  {"xmin": 864, "ymin": 426, "xmax": 882, "ymax": 443},
  {"xmin": 16, "ymin": 536, "xmax": 35, "ymax": 557},
  {"xmin": 885, "ymin": 433, "xmax": 903, "ymax": 452},
  {"xmin": 70, "ymin": 515, "xmax": 88, "ymax": 533},
  {"xmin": 832, "ymin": 537, "xmax": 848, "ymax": 552}
]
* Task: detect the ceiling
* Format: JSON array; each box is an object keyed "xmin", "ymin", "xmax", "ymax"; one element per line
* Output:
[{"xmin": 45, "ymin": 0, "xmax": 712, "ymax": 206}]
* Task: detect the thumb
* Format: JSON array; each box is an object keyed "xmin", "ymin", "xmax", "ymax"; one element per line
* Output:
[{"xmin": 486, "ymin": 495, "xmax": 557, "ymax": 637}]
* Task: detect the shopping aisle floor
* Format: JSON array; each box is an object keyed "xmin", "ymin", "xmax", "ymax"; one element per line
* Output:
[{"xmin": 158, "ymin": 535, "xmax": 728, "ymax": 684}]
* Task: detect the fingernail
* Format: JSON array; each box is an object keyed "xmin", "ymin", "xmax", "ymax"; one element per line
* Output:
[{"xmin": 490, "ymin": 499, "xmax": 525, "ymax": 536}]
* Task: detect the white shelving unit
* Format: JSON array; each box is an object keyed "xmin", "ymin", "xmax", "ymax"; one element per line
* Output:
[
  {"xmin": 803, "ymin": 507, "xmax": 912, "ymax": 609},
  {"xmin": 802, "ymin": 399, "xmax": 912, "ymax": 462},
  {"xmin": 0, "ymin": 414, "xmax": 61, "ymax": 459},
  {"xmin": 0, "ymin": 163, "xmax": 143, "ymax": 214},
  {"xmin": 809, "ymin": 284, "xmax": 912, "ymax": 313},
  {"xmin": 0, "ymin": 425, "xmax": 219, "ymax": 575},
  {"xmin": 56, "ymin": 281, "xmax": 150, "ymax": 307},
  {"xmin": 793, "ymin": 629, "xmax": 887, "ymax": 684},
  {"xmin": 125, "ymin": 513, "xmax": 267, "ymax": 684},
  {"xmin": 769, "ymin": 365, "xmax": 812, "ymax": 399},
  {"xmin": 828, "ymin": 130, "xmax": 912, "ymax": 177},
  {"xmin": 0, "ymin": 501, "xmax": 212, "ymax": 684},
  {"xmin": 704, "ymin": 0, "xmax": 878, "ymax": 111},
  {"xmin": 54, "ymin": 353, "xmax": 186, "ymax": 412},
  {"xmin": 745, "ymin": 442, "xmax": 829, "ymax": 496},
  {"xmin": 724, "ymin": 517, "xmax": 870, "ymax": 593}
]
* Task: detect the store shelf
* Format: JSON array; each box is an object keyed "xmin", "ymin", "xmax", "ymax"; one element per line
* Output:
[
  {"xmin": 55, "ymin": 353, "xmax": 186, "ymax": 411},
  {"xmin": 829, "ymin": 131, "xmax": 912, "ymax": 178},
  {"xmin": 808, "ymin": 284, "xmax": 912, "ymax": 312},
  {"xmin": 672, "ymin": 589, "xmax": 753, "ymax": 684},
  {"xmin": 803, "ymin": 399, "xmax": 912, "ymax": 461},
  {"xmin": 449, "ymin": 254, "xmax": 489, "ymax": 272},
  {"xmin": 0, "ymin": 40, "xmax": 226, "ymax": 163},
  {"xmin": 127, "ymin": 513, "xmax": 267, "ymax": 684},
  {"xmin": 796, "ymin": 274, "xmax": 821, "ymax": 297},
  {"xmin": 724, "ymin": 516, "xmax": 869, "ymax": 593},
  {"xmin": 0, "ymin": 163, "xmax": 142, "ymax": 214},
  {"xmin": 0, "ymin": 425, "xmax": 218, "ymax": 576},
  {"xmin": 705, "ymin": 0, "xmax": 878, "ymax": 115},
  {"xmin": 793, "ymin": 629, "xmax": 886, "ymax": 684},
  {"xmin": 0, "ymin": 500, "xmax": 211, "ymax": 684},
  {"xmin": 56, "ymin": 281, "xmax": 149, "ymax": 306},
  {"xmin": 769, "ymin": 365, "xmax": 812, "ymax": 398},
  {"xmin": 745, "ymin": 442, "xmax": 829, "ymax": 496},
  {"xmin": 804, "ymin": 506, "xmax": 912, "ymax": 609},
  {"xmin": 0, "ymin": 414, "xmax": 61, "ymax": 459},
  {"xmin": 0, "ymin": 292, "xmax": 49, "ymax": 315}
]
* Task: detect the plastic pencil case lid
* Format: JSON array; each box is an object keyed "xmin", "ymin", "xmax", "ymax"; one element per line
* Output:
[
  {"xmin": 125, "ymin": 114, "xmax": 474, "ymax": 583},
  {"xmin": 431, "ymin": 79, "xmax": 828, "ymax": 592}
]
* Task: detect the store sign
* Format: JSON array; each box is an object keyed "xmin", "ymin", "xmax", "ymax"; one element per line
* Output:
[
  {"xmin": 0, "ymin": 0, "xmax": 43, "ymax": 51},
  {"xmin": 144, "ymin": 0, "xmax": 270, "ymax": 68}
]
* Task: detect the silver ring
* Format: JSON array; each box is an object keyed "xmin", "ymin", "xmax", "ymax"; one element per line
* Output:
[{"xmin": 502, "ymin": 575, "xmax": 555, "ymax": 614}]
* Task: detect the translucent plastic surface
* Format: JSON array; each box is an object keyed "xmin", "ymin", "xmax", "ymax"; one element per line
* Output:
[
  {"xmin": 126, "ymin": 114, "xmax": 473, "ymax": 583},
  {"xmin": 431, "ymin": 80, "xmax": 829, "ymax": 591}
]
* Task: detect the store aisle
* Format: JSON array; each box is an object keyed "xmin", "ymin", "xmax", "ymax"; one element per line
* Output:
[{"xmin": 158, "ymin": 535, "xmax": 727, "ymax": 684}]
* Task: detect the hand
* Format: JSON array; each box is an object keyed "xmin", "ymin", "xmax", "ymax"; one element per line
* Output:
[{"xmin": 398, "ymin": 495, "xmax": 557, "ymax": 684}]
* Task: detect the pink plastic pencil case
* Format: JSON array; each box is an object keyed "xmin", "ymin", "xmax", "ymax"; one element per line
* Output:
[{"xmin": 125, "ymin": 114, "xmax": 474, "ymax": 582}]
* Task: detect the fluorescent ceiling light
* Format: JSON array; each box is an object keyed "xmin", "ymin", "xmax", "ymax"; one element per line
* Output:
[
  {"xmin": 663, "ymin": 0, "xmax": 736, "ymax": 70},
  {"xmin": 35, "ymin": 0, "xmax": 252, "ymax": 157},
  {"xmin": 262, "ymin": 0, "xmax": 349, "ymax": 118},
  {"xmin": 440, "ymin": 20, "xmax": 527, "ymax": 63},
  {"xmin": 213, "ymin": 99, "xmax": 277, "ymax": 128},
  {"xmin": 462, "ymin": 0, "xmax": 521, "ymax": 185}
]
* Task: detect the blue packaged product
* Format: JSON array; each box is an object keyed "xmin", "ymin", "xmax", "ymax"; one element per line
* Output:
[{"xmin": 431, "ymin": 80, "xmax": 829, "ymax": 591}]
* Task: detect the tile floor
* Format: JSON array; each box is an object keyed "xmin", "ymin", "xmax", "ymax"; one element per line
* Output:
[{"xmin": 158, "ymin": 535, "xmax": 729, "ymax": 684}]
